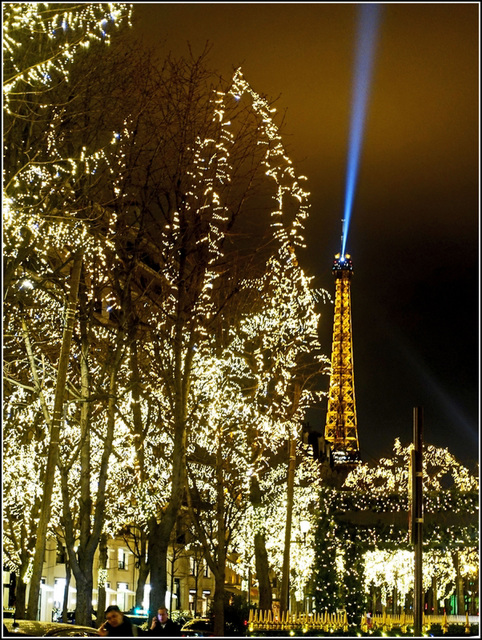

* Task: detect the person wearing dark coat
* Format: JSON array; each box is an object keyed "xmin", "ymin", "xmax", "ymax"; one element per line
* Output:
[
  {"xmin": 148, "ymin": 607, "xmax": 180, "ymax": 636},
  {"xmin": 98, "ymin": 605, "xmax": 139, "ymax": 637}
]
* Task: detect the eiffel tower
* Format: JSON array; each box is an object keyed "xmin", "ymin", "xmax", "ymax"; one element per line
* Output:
[{"xmin": 324, "ymin": 253, "xmax": 361, "ymax": 467}]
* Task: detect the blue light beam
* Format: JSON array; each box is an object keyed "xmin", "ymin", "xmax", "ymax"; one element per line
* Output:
[{"xmin": 341, "ymin": 4, "xmax": 382, "ymax": 258}]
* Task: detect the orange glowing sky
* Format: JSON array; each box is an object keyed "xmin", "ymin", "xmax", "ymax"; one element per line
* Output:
[{"xmin": 126, "ymin": 2, "xmax": 478, "ymax": 465}]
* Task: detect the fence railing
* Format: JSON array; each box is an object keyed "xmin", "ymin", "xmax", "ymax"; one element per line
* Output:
[
  {"xmin": 363, "ymin": 611, "xmax": 476, "ymax": 634},
  {"xmin": 248, "ymin": 609, "xmax": 478, "ymax": 635},
  {"xmin": 248, "ymin": 609, "xmax": 348, "ymax": 633}
]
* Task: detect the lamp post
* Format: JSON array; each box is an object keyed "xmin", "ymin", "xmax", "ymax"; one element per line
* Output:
[
  {"xmin": 412, "ymin": 407, "xmax": 423, "ymax": 638},
  {"xmin": 300, "ymin": 519, "xmax": 310, "ymax": 542}
]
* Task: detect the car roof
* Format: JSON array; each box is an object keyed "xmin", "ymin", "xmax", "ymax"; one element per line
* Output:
[
  {"xmin": 182, "ymin": 618, "xmax": 211, "ymax": 625},
  {"xmin": 3, "ymin": 619, "xmax": 99, "ymax": 637}
]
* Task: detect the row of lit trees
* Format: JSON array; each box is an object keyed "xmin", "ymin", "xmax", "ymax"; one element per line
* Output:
[
  {"xmin": 3, "ymin": 4, "xmax": 327, "ymax": 634},
  {"xmin": 5, "ymin": 6, "xmax": 476, "ymax": 634},
  {"xmin": 3, "ymin": 3, "xmax": 136, "ymax": 622},
  {"xmin": 308, "ymin": 439, "xmax": 479, "ymax": 622}
]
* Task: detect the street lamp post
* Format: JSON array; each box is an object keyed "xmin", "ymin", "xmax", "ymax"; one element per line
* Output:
[{"xmin": 300, "ymin": 519, "xmax": 310, "ymax": 542}]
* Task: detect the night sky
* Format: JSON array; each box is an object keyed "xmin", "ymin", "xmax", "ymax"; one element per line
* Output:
[{"xmin": 126, "ymin": 3, "xmax": 479, "ymax": 467}]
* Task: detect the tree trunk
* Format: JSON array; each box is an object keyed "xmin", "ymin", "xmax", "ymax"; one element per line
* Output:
[
  {"xmin": 60, "ymin": 464, "xmax": 96, "ymax": 628},
  {"xmin": 213, "ymin": 444, "xmax": 226, "ymax": 637},
  {"xmin": 135, "ymin": 551, "xmax": 150, "ymax": 611},
  {"xmin": 147, "ymin": 354, "xmax": 191, "ymax": 613},
  {"xmin": 191, "ymin": 552, "xmax": 205, "ymax": 616},
  {"xmin": 62, "ymin": 558, "xmax": 71, "ymax": 623},
  {"xmin": 15, "ymin": 575, "xmax": 28, "ymax": 620},
  {"xmin": 13, "ymin": 547, "xmax": 34, "ymax": 619},
  {"xmin": 75, "ymin": 570, "xmax": 94, "ymax": 627},
  {"xmin": 454, "ymin": 551, "xmax": 465, "ymax": 614},
  {"xmin": 280, "ymin": 385, "xmax": 302, "ymax": 615},
  {"xmin": 280, "ymin": 436, "xmax": 296, "ymax": 613},
  {"xmin": 129, "ymin": 344, "xmax": 150, "ymax": 611},
  {"xmin": 62, "ymin": 291, "xmax": 125, "ymax": 627},
  {"xmin": 186, "ymin": 441, "xmax": 228, "ymax": 637},
  {"xmin": 71, "ymin": 280, "xmax": 95, "ymax": 629},
  {"xmin": 146, "ymin": 313, "xmax": 193, "ymax": 614},
  {"xmin": 193, "ymin": 558, "xmax": 200, "ymax": 616},
  {"xmin": 170, "ymin": 555, "xmax": 175, "ymax": 613},
  {"xmin": 254, "ymin": 531, "xmax": 272, "ymax": 612},
  {"xmin": 96, "ymin": 534, "xmax": 108, "ymax": 626},
  {"xmin": 250, "ymin": 474, "xmax": 272, "ymax": 612},
  {"xmin": 213, "ymin": 571, "xmax": 226, "ymax": 638},
  {"xmin": 27, "ymin": 249, "xmax": 83, "ymax": 620},
  {"xmin": 148, "ymin": 519, "xmax": 170, "ymax": 615}
]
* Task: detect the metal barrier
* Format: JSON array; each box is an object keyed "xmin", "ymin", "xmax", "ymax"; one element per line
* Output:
[
  {"xmin": 247, "ymin": 609, "xmax": 348, "ymax": 633},
  {"xmin": 248, "ymin": 609, "xmax": 478, "ymax": 635},
  {"xmin": 365, "ymin": 611, "xmax": 477, "ymax": 635}
]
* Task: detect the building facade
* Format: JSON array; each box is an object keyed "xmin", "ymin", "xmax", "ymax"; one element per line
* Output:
[{"xmin": 3, "ymin": 534, "xmax": 246, "ymax": 623}]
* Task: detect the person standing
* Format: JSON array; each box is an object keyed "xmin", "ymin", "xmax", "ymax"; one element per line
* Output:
[
  {"xmin": 148, "ymin": 607, "xmax": 180, "ymax": 636},
  {"xmin": 98, "ymin": 605, "xmax": 139, "ymax": 637}
]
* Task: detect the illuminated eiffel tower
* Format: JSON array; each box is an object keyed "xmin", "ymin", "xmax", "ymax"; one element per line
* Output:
[{"xmin": 324, "ymin": 253, "xmax": 361, "ymax": 467}]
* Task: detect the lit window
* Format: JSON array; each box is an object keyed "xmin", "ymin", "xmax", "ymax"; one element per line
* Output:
[
  {"xmin": 189, "ymin": 557, "xmax": 196, "ymax": 576},
  {"xmin": 118, "ymin": 549, "xmax": 127, "ymax": 570}
]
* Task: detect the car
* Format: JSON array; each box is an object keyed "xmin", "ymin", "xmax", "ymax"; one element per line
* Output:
[
  {"xmin": 44, "ymin": 628, "xmax": 100, "ymax": 638},
  {"xmin": 3, "ymin": 609, "xmax": 16, "ymax": 618},
  {"xmin": 3, "ymin": 622, "xmax": 31, "ymax": 637},
  {"xmin": 54, "ymin": 611, "xmax": 76, "ymax": 624},
  {"xmin": 125, "ymin": 613, "xmax": 149, "ymax": 630},
  {"xmin": 3, "ymin": 619, "xmax": 100, "ymax": 637},
  {"xmin": 180, "ymin": 616, "xmax": 247, "ymax": 637},
  {"xmin": 180, "ymin": 617, "xmax": 215, "ymax": 637}
]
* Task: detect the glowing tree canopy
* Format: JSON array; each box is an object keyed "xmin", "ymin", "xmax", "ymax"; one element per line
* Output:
[
  {"xmin": 309, "ymin": 439, "xmax": 478, "ymax": 619},
  {"xmin": 3, "ymin": 12, "xmax": 327, "ymax": 626}
]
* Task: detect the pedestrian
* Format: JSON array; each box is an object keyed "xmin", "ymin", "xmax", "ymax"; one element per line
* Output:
[
  {"xmin": 148, "ymin": 607, "xmax": 180, "ymax": 636},
  {"xmin": 98, "ymin": 604, "xmax": 140, "ymax": 637}
]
